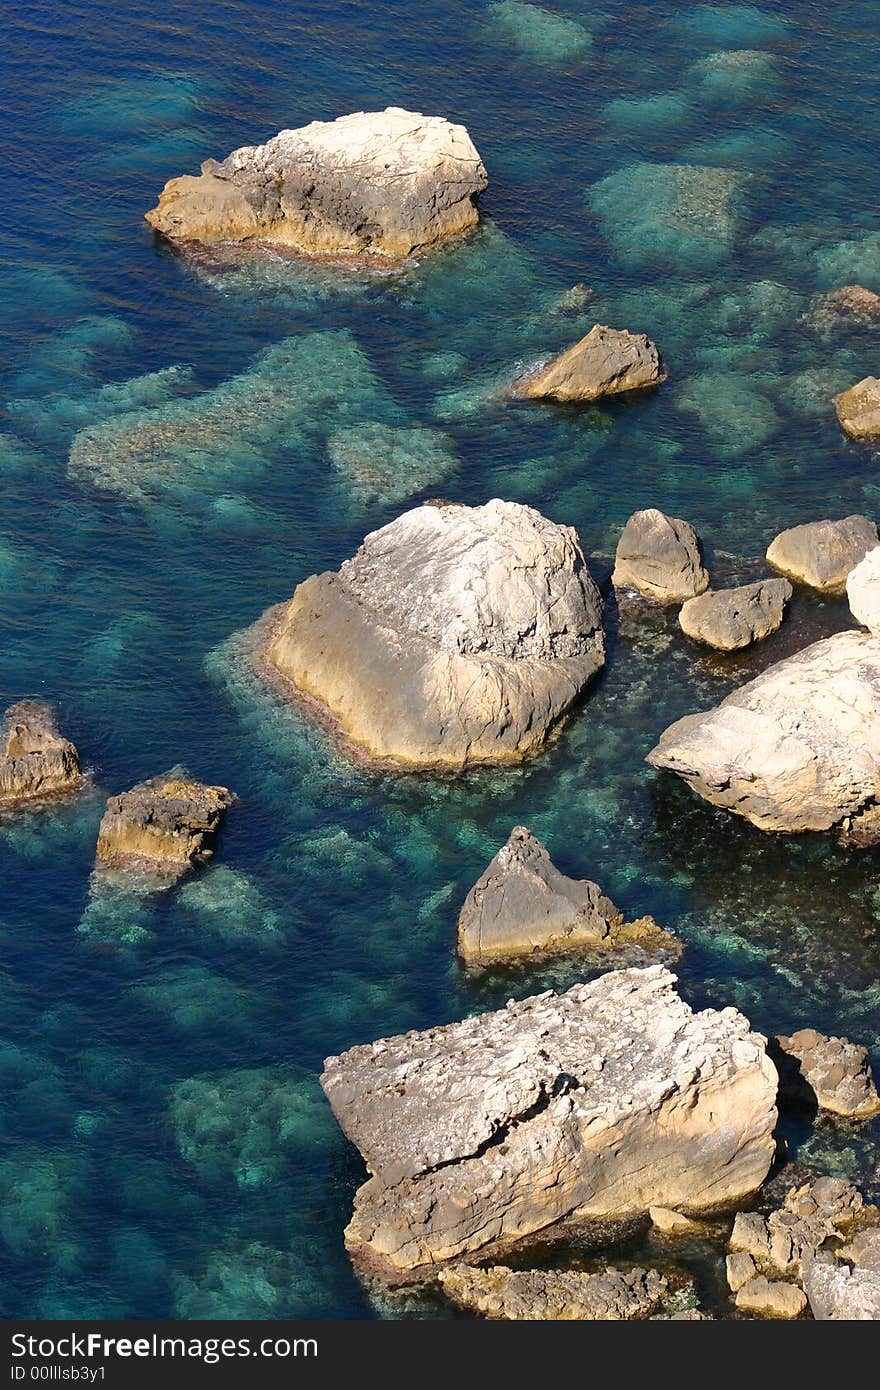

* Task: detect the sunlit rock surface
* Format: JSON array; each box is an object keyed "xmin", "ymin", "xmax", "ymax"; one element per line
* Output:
[
  {"xmin": 146, "ymin": 108, "xmax": 487, "ymax": 261},
  {"xmin": 322, "ymin": 965, "xmax": 777, "ymax": 1273}
]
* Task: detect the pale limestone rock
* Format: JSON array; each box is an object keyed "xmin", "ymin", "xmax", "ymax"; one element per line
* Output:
[
  {"xmin": 146, "ymin": 108, "xmax": 487, "ymax": 261},
  {"xmin": 612, "ymin": 508, "xmax": 709, "ymax": 604},
  {"xmin": 847, "ymin": 545, "xmax": 880, "ymax": 634},
  {"xmin": 647, "ymin": 631, "xmax": 880, "ymax": 841},
  {"xmin": 321, "ymin": 965, "xmax": 778, "ymax": 1274},
  {"xmin": 803, "ymin": 1255, "xmax": 880, "ymax": 1320},
  {"xmin": 267, "ymin": 500, "xmax": 605, "ymax": 770},
  {"xmin": 726, "ymin": 1250, "xmax": 757, "ymax": 1292},
  {"xmin": 649, "ymin": 1206, "xmax": 705, "ymax": 1235},
  {"xmin": 678, "ymin": 578, "xmax": 791, "ymax": 651},
  {"xmin": 438, "ymin": 1262, "xmax": 669, "ymax": 1320},
  {"xmin": 456, "ymin": 825, "xmax": 678, "ymax": 962},
  {"xmin": 773, "ymin": 1028, "xmax": 880, "ymax": 1119},
  {"xmin": 0, "ymin": 702, "xmax": 80, "ymax": 805},
  {"xmin": 521, "ymin": 325, "xmax": 667, "ymax": 403},
  {"xmin": 734, "ymin": 1276, "xmax": 806, "ymax": 1319},
  {"xmin": 766, "ymin": 515, "xmax": 878, "ymax": 593},
  {"xmin": 834, "ymin": 376, "xmax": 880, "ymax": 440}
]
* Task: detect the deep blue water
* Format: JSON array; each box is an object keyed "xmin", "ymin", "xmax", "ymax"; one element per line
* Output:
[{"xmin": 2, "ymin": 0, "xmax": 880, "ymax": 1319}]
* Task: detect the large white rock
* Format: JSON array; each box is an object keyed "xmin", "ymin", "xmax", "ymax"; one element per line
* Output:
[
  {"xmin": 146, "ymin": 108, "xmax": 487, "ymax": 261},
  {"xmin": 847, "ymin": 546, "xmax": 880, "ymax": 634},
  {"xmin": 266, "ymin": 500, "xmax": 605, "ymax": 769},
  {"xmin": 648, "ymin": 630, "xmax": 880, "ymax": 842},
  {"xmin": 321, "ymin": 965, "xmax": 778, "ymax": 1274}
]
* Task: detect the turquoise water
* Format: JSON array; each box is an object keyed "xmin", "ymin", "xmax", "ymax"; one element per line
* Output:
[{"xmin": 2, "ymin": 0, "xmax": 880, "ymax": 1318}]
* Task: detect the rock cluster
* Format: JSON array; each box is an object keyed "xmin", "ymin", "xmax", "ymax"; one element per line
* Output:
[
  {"xmin": 96, "ymin": 772, "xmax": 234, "ymax": 881},
  {"xmin": 648, "ymin": 630, "xmax": 880, "ymax": 843},
  {"xmin": 438, "ymin": 1262, "xmax": 669, "ymax": 1320},
  {"xmin": 727, "ymin": 1176, "xmax": 877, "ymax": 1319},
  {"xmin": 612, "ymin": 508, "xmax": 709, "ymax": 604},
  {"xmin": 456, "ymin": 826, "xmax": 678, "ymax": 962},
  {"xmin": 321, "ymin": 965, "xmax": 778, "ymax": 1274},
  {"xmin": 266, "ymin": 500, "xmax": 605, "ymax": 770},
  {"xmin": 0, "ymin": 702, "xmax": 80, "ymax": 805},
  {"xmin": 146, "ymin": 108, "xmax": 487, "ymax": 262},
  {"xmin": 834, "ymin": 376, "xmax": 880, "ymax": 440},
  {"xmin": 678, "ymin": 578, "xmax": 791, "ymax": 651},
  {"xmin": 766, "ymin": 515, "xmax": 878, "ymax": 592},
  {"xmin": 521, "ymin": 325, "xmax": 667, "ymax": 403},
  {"xmin": 772, "ymin": 1028, "xmax": 880, "ymax": 1119}
]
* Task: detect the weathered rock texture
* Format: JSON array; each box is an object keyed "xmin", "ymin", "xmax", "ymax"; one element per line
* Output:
[
  {"xmin": 772, "ymin": 1029, "xmax": 880, "ymax": 1119},
  {"xmin": 145, "ymin": 108, "xmax": 487, "ymax": 261},
  {"xmin": 734, "ymin": 1275, "xmax": 806, "ymax": 1319},
  {"xmin": 678, "ymin": 578, "xmax": 791, "ymax": 651},
  {"xmin": 803, "ymin": 1253, "xmax": 880, "ymax": 1320},
  {"xmin": 456, "ymin": 825, "xmax": 677, "ymax": 961},
  {"xmin": 96, "ymin": 773, "xmax": 234, "ymax": 880},
  {"xmin": 806, "ymin": 285, "xmax": 880, "ymax": 333},
  {"xmin": 321, "ymin": 965, "xmax": 778, "ymax": 1274},
  {"xmin": 266, "ymin": 500, "xmax": 605, "ymax": 770},
  {"xmin": 0, "ymin": 702, "xmax": 80, "ymax": 804},
  {"xmin": 612, "ymin": 508, "xmax": 709, "ymax": 604},
  {"xmin": 847, "ymin": 545, "xmax": 880, "ymax": 634},
  {"xmin": 834, "ymin": 376, "xmax": 880, "ymax": 440},
  {"xmin": 766, "ymin": 515, "xmax": 878, "ymax": 593},
  {"xmin": 647, "ymin": 631, "xmax": 880, "ymax": 842},
  {"xmin": 729, "ymin": 1176, "xmax": 868, "ymax": 1282},
  {"xmin": 438, "ymin": 1262, "xmax": 668, "ymax": 1320},
  {"xmin": 521, "ymin": 325, "xmax": 667, "ymax": 403}
]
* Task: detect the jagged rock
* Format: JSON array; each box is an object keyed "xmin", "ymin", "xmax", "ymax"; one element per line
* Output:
[
  {"xmin": 772, "ymin": 1029, "xmax": 880, "ymax": 1119},
  {"xmin": 726, "ymin": 1250, "xmax": 757, "ymax": 1292},
  {"xmin": 612, "ymin": 509, "xmax": 709, "ymax": 604},
  {"xmin": 734, "ymin": 1275, "xmax": 806, "ymax": 1319},
  {"xmin": 729, "ymin": 1177, "xmax": 869, "ymax": 1285},
  {"xmin": 834, "ymin": 376, "xmax": 880, "ymax": 440},
  {"xmin": 803, "ymin": 1253, "xmax": 880, "ymax": 1320},
  {"xmin": 766, "ymin": 515, "xmax": 878, "ymax": 592},
  {"xmin": 649, "ymin": 1206, "xmax": 704, "ymax": 1236},
  {"xmin": 438, "ymin": 1262, "xmax": 668, "ymax": 1320},
  {"xmin": 145, "ymin": 108, "xmax": 487, "ymax": 261},
  {"xmin": 678, "ymin": 578, "xmax": 791, "ymax": 651},
  {"xmin": 520, "ymin": 325, "xmax": 667, "ymax": 403},
  {"xmin": 647, "ymin": 631, "xmax": 880, "ymax": 840},
  {"xmin": 669, "ymin": 1308, "xmax": 713, "ymax": 1320},
  {"xmin": 456, "ymin": 826, "xmax": 678, "ymax": 961},
  {"xmin": 96, "ymin": 772, "xmax": 234, "ymax": 881},
  {"xmin": 847, "ymin": 545, "xmax": 880, "ymax": 634},
  {"xmin": 0, "ymin": 702, "xmax": 80, "ymax": 804},
  {"xmin": 321, "ymin": 965, "xmax": 778, "ymax": 1274},
  {"xmin": 266, "ymin": 500, "xmax": 605, "ymax": 770},
  {"xmin": 805, "ymin": 285, "xmax": 880, "ymax": 333}
]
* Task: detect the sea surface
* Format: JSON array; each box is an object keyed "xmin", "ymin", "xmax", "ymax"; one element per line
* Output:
[{"xmin": 2, "ymin": 0, "xmax": 879, "ymax": 1319}]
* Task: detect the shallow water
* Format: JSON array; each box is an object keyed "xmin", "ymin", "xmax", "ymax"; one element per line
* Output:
[{"xmin": 1, "ymin": 0, "xmax": 879, "ymax": 1318}]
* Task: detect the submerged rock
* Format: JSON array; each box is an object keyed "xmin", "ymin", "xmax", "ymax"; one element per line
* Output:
[
  {"xmin": 326, "ymin": 422, "xmax": 458, "ymax": 508},
  {"xmin": 772, "ymin": 1028, "xmax": 880, "ymax": 1120},
  {"xmin": 321, "ymin": 965, "xmax": 778, "ymax": 1274},
  {"xmin": 520, "ymin": 325, "xmax": 667, "ymax": 403},
  {"xmin": 438, "ymin": 1262, "xmax": 669, "ymax": 1320},
  {"xmin": 589, "ymin": 162, "xmax": 748, "ymax": 269},
  {"xmin": 647, "ymin": 631, "xmax": 880, "ymax": 840},
  {"xmin": 266, "ymin": 499, "xmax": 605, "ymax": 769},
  {"xmin": 765, "ymin": 515, "xmax": 878, "ymax": 594},
  {"xmin": 0, "ymin": 702, "xmax": 80, "ymax": 805},
  {"xmin": 612, "ymin": 508, "xmax": 709, "ymax": 604},
  {"xmin": 96, "ymin": 772, "xmax": 233, "ymax": 881},
  {"xmin": 486, "ymin": 2, "xmax": 593, "ymax": 64},
  {"xmin": 834, "ymin": 376, "xmax": 880, "ymax": 440},
  {"xmin": 146, "ymin": 108, "xmax": 487, "ymax": 261},
  {"xmin": 678, "ymin": 578, "xmax": 791, "ymax": 651},
  {"xmin": 847, "ymin": 546, "xmax": 880, "ymax": 634},
  {"xmin": 456, "ymin": 825, "xmax": 678, "ymax": 962}
]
